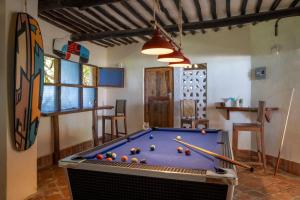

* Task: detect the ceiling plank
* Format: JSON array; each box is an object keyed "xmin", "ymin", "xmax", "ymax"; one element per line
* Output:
[
  {"xmin": 174, "ymin": 0, "xmax": 195, "ymax": 34},
  {"xmin": 270, "ymin": 0, "xmax": 282, "ymax": 11},
  {"xmin": 39, "ymin": 0, "xmax": 129, "ymax": 12},
  {"xmin": 289, "ymin": 0, "xmax": 300, "ymax": 7},
  {"xmin": 71, "ymin": 7, "xmax": 300, "ymax": 41},
  {"xmin": 193, "ymin": 0, "xmax": 206, "ymax": 33}
]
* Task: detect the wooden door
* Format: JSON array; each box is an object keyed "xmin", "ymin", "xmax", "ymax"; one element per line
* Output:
[{"xmin": 144, "ymin": 67, "xmax": 174, "ymax": 127}]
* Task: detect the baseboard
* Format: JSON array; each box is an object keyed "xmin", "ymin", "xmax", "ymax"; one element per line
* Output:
[
  {"xmin": 236, "ymin": 149, "xmax": 300, "ymax": 176},
  {"xmin": 37, "ymin": 139, "xmax": 95, "ymax": 170}
]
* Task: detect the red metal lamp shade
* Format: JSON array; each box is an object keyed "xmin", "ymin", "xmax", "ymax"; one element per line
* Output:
[
  {"xmin": 141, "ymin": 29, "xmax": 174, "ymax": 55},
  {"xmin": 157, "ymin": 50, "xmax": 184, "ymax": 62},
  {"xmin": 168, "ymin": 56, "xmax": 192, "ymax": 68}
]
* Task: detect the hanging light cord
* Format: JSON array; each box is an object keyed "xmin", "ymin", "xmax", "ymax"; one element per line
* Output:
[
  {"xmin": 152, "ymin": 0, "xmax": 160, "ymax": 29},
  {"xmin": 178, "ymin": 0, "xmax": 183, "ymax": 49},
  {"xmin": 24, "ymin": 0, "xmax": 28, "ymax": 13}
]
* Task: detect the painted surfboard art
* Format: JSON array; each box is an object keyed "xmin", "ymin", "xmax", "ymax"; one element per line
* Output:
[
  {"xmin": 53, "ymin": 38, "xmax": 90, "ymax": 63},
  {"xmin": 14, "ymin": 13, "xmax": 44, "ymax": 151}
]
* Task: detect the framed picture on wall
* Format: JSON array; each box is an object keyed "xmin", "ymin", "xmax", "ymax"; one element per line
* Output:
[{"xmin": 98, "ymin": 67, "xmax": 125, "ymax": 88}]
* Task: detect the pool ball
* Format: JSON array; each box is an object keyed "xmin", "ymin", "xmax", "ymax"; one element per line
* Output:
[
  {"xmin": 111, "ymin": 153, "xmax": 117, "ymax": 160},
  {"xmin": 106, "ymin": 152, "xmax": 113, "ymax": 158},
  {"xmin": 185, "ymin": 149, "xmax": 191, "ymax": 156},
  {"xmin": 201, "ymin": 129, "xmax": 207, "ymax": 135},
  {"xmin": 177, "ymin": 147, "xmax": 183, "ymax": 153},
  {"xmin": 96, "ymin": 154, "xmax": 103, "ymax": 160},
  {"xmin": 140, "ymin": 159, "xmax": 147, "ymax": 164},
  {"xmin": 176, "ymin": 136, "xmax": 182, "ymax": 140},
  {"xmin": 149, "ymin": 134, "xmax": 154, "ymax": 139},
  {"xmin": 106, "ymin": 157, "xmax": 113, "ymax": 161},
  {"xmin": 131, "ymin": 157, "xmax": 139, "ymax": 163},
  {"xmin": 130, "ymin": 148, "xmax": 136, "ymax": 155},
  {"xmin": 121, "ymin": 156, "xmax": 128, "ymax": 162},
  {"xmin": 135, "ymin": 148, "xmax": 141, "ymax": 154},
  {"xmin": 150, "ymin": 145, "xmax": 156, "ymax": 151}
]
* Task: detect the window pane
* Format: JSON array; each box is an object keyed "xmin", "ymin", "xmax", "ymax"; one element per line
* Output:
[
  {"xmin": 83, "ymin": 88, "xmax": 96, "ymax": 109},
  {"xmin": 61, "ymin": 87, "xmax": 80, "ymax": 111},
  {"xmin": 44, "ymin": 56, "xmax": 59, "ymax": 83},
  {"xmin": 61, "ymin": 60, "xmax": 80, "ymax": 84},
  {"xmin": 82, "ymin": 65, "xmax": 96, "ymax": 86},
  {"xmin": 41, "ymin": 86, "xmax": 58, "ymax": 113}
]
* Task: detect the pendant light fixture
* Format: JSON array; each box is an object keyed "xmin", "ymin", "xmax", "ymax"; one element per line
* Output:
[
  {"xmin": 141, "ymin": 29, "xmax": 174, "ymax": 55},
  {"xmin": 141, "ymin": 1, "xmax": 174, "ymax": 55},
  {"xmin": 169, "ymin": 55, "xmax": 191, "ymax": 67},
  {"xmin": 157, "ymin": 49, "xmax": 184, "ymax": 62}
]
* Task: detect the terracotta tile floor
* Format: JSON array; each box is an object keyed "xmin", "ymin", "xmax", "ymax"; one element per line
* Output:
[{"xmin": 26, "ymin": 166, "xmax": 300, "ymax": 200}]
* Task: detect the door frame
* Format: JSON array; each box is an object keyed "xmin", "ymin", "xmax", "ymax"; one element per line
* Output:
[{"xmin": 144, "ymin": 67, "xmax": 174, "ymax": 127}]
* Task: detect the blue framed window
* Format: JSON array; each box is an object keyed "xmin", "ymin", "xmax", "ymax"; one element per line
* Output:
[{"xmin": 41, "ymin": 56, "xmax": 98, "ymax": 115}]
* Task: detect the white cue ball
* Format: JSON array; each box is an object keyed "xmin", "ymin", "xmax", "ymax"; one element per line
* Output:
[{"xmin": 176, "ymin": 136, "xmax": 182, "ymax": 140}]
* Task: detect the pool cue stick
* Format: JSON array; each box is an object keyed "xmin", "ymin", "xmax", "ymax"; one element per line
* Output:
[
  {"xmin": 274, "ymin": 88, "xmax": 295, "ymax": 176},
  {"xmin": 174, "ymin": 139, "xmax": 254, "ymax": 171}
]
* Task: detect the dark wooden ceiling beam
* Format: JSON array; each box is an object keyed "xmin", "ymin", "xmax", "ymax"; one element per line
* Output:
[
  {"xmin": 72, "ymin": 7, "xmax": 300, "ymax": 41},
  {"xmin": 85, "ymin": 7, "xmax": 136, "ymax": 44},
  {"xmin": 136, "ymin": 0, "xmax": 177, "ymax": 36},
  {"xmin": 290, "ymin": 0, "xmax": 300, "ymax": 7},
  {"xmin": 107, "ymin": 3, "xmax": 149, "ymax": 41},
  {"xmin": 226, "ymin": 0, "xmax": 232, "ymax": 29},
  {"xmin": 121, "ymin": 1, "xmax": 151, "ymax": 27},
  {"xmin": 67, "ymin": 8, "xmax": 129, "ymax": 45},
  {"xmin": 158, "ymin": 0, "xmax": 186, "ymax": 35},
  {"xmin": 92, "ymin": 6, "xmax": 142, "ymax": 43},
  {"xmin": 57, "ymin": 9, "xmax": 121, "ymax": 46},
  {"xmin": 174, "ymin": 0, "xmax": 195, "ymax": 34},
  {"xmin": 256, "ymin": 0, "xmax": 263, "ymax": 13},
  {"xmin": 270, "ymin": 0, "xmax": 282, "ymax": 11},
  {"xmin": 39, "ymin": 12, "xmax": 113, "ymax": 47},
  {"xmin": 39, "ymin": 0, "xmax": 129, "ymax": 12},
  {"xmin": 193, "ymin": 0, "xmax": 205, "ymax": 33},
  {"xmin": 209, "ymin": 0, "xmax": 219, "ymax": 31},
  {"xmin": 241, "ymin": 0, "xmax": 248, "ymax": 15}
]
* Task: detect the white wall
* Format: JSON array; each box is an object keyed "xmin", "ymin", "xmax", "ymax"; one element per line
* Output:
[
  {"xmin": 250, "ymin": 17, "xmax": 300, "ymax": 163},
  {"xmin": 107, "ymin": 28, "xmax": 253, "ymax": 150},
  {"xmin": 2, "ymin": 0, "xmax": 39, "ymax": 199},
  {"xmin": 37, "ymin": 19, "xmax": 108, "ymax": 158}
]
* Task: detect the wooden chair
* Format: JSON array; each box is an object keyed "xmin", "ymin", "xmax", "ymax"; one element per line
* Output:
[
  {"xmin": 102, "ymin": 100, "xmax": 127, "ymax": 143},
  {"xmin": 180, "ymin": 99, "xmax": 209, "ymax": 129},
  {"xmin": 232, "ymin": 101, "xmax": 267, "ymax": 170}
]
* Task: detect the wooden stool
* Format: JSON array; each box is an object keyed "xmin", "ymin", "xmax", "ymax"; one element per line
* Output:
[
  {"xmin": 101, "ymin": 100, "xmax": 127, "ymax": 143},
  {"xmin": 232, "ymin": 101, "xmax": 267, "ymax": 170},
  {"xmin": 180, "ymin": 99, "xmax": 209, "ymax": 129}
]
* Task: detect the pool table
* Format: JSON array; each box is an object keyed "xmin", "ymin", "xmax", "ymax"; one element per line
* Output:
[{"xmin": 60, "ymin": 128, "xmax": 238, "ymax": 200}]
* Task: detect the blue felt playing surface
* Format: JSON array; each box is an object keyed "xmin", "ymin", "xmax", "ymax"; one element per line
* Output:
[{"xmin": 84, "ymin": 128, "xmax": 223, "ymax": 171}]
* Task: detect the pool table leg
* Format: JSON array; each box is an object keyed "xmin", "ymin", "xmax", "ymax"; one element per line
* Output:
[{"xmin": 227, "ymin": 185, "xmax": 235, "ymax": 200}]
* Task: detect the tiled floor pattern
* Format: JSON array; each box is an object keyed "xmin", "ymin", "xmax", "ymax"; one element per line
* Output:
[{"xmin": 26, "ymin": 166, "xmax": 300, "ymax": 200}]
